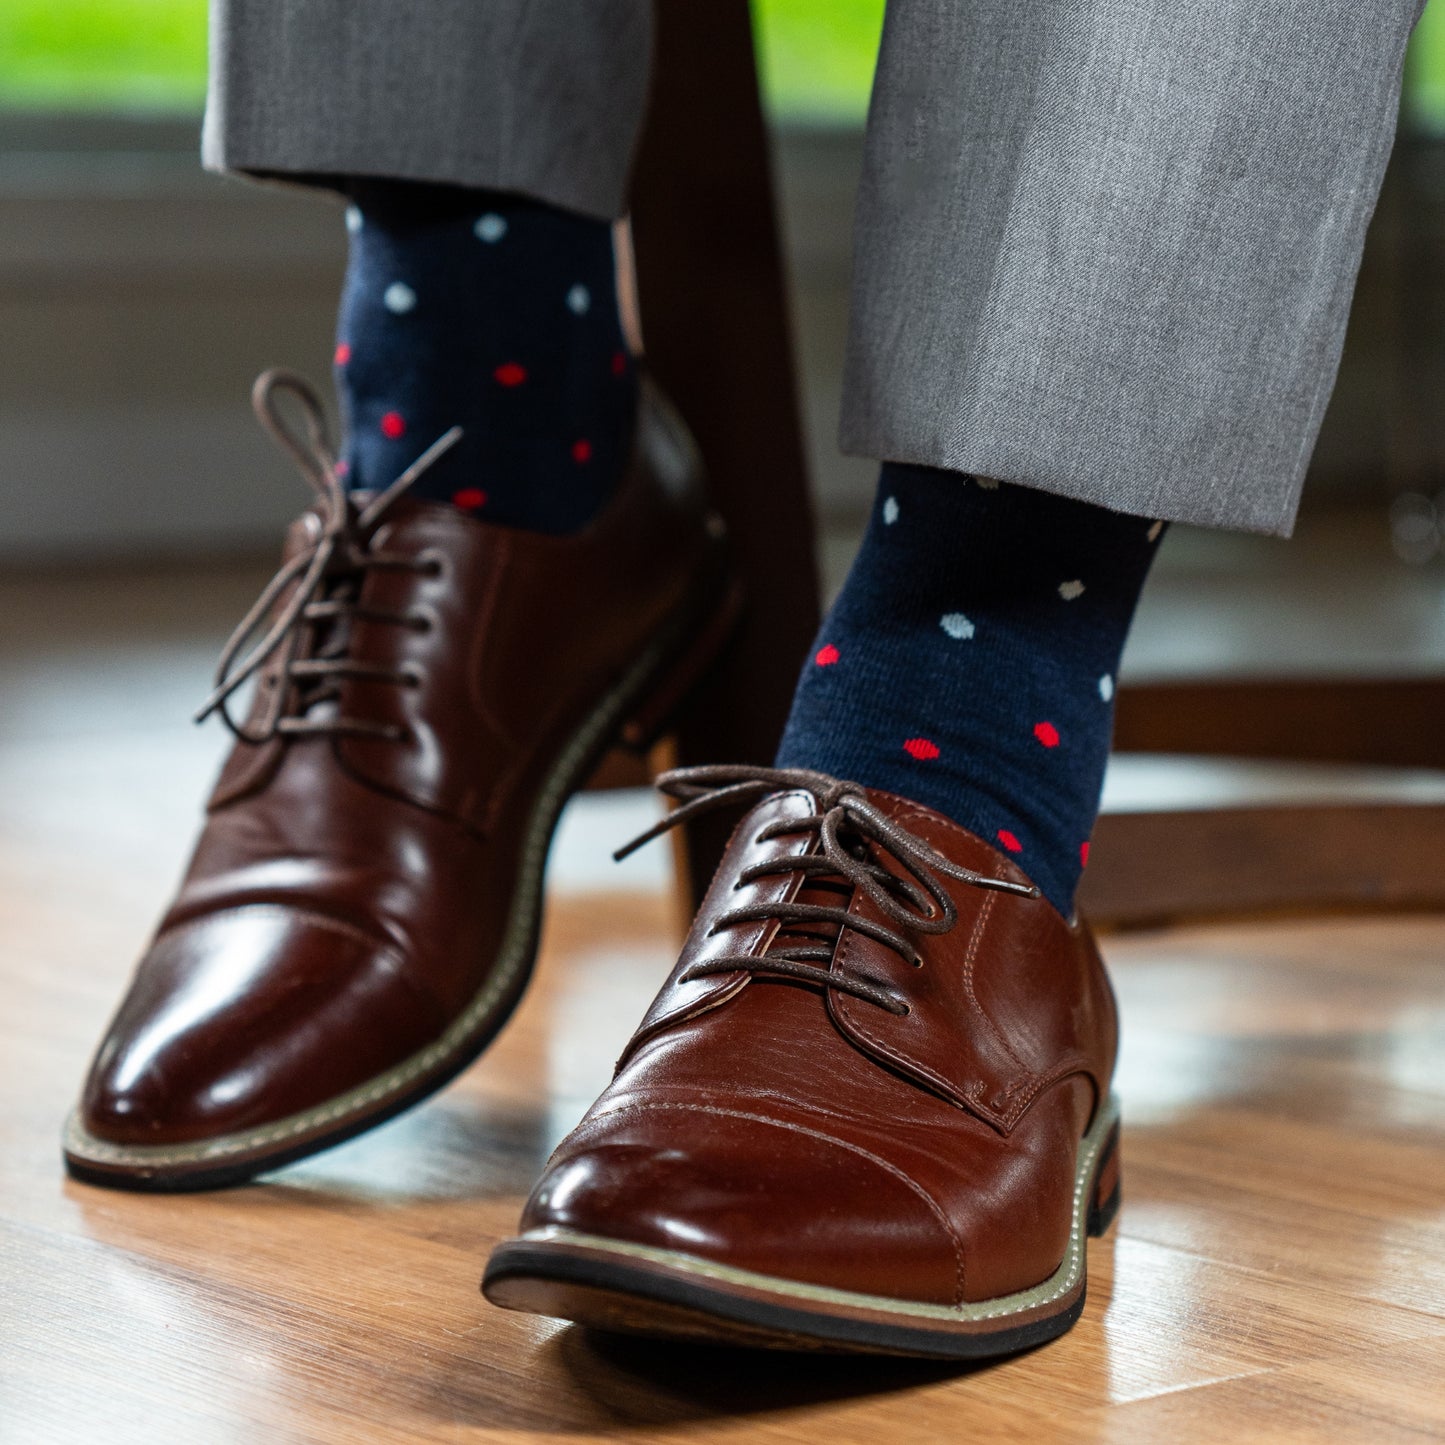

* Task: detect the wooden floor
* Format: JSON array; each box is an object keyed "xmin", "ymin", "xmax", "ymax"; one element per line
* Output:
[
  {"xmin": 2, "ymin": 559, "xmax": 1445, "ymax": 1442},
  {"xmin": 6, "ymin": 853, "xmax": 1445, "ymax": 1439}
]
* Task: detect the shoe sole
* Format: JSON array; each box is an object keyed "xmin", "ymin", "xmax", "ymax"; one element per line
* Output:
[
  {"xmin": 61, "ymin": 545, "xmax": 740, "ymax": 1193},
  {"xmin": 481, "ymin": 1093, "xmax": 1121, "ymax": 1359}
]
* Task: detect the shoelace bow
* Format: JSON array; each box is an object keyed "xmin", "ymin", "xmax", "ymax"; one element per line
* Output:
[
  {"xmin": 616, "ymin": 765, "xmax": 1039, "ymax": 1015},
  {"xmin": 194, "ymin": 369, "xmax": 462, "ymax": 744}
]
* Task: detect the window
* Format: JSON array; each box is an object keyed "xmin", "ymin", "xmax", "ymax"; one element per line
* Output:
[
  {"xmin": 1410, "ymin": 0, "xmax": 1445, "ymax": 133},
  {"xmin": 5, "ymin": 0, "xmax": 887, "ymax": 122},
  {"xmin": 0, "ymin": 0, "xmax": 1440, "ymax": 130},
  {"xmin": 754, "ymin": 0, "xmax": 885, "ymax": 124},
  {"xmin": 0, "ymin": 1, "xmax": 206, "ymax": 112}
]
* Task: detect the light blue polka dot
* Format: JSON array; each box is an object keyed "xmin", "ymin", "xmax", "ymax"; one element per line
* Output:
[
  {"xmin": 383, "ymin": 282, "xmax": 417, "ymax": 314},
  {"xmin": 474, "ymin": 213, "xmax": 508, "ymax": 243}
]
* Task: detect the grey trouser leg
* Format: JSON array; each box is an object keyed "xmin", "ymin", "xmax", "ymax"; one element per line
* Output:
[
  {"xmin": 841, "ymin": 0, "xmax": 1426, "ymax": 534},
  {"xmin": 207, "ymin": 0, "xmax": 1422, "ymax": 533},
  {"xmin": 202, "ymin": 0, "xmax": 651, "ymax": 220}
]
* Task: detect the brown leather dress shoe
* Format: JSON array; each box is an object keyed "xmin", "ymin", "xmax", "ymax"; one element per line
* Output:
[
  {"xmin": 484, "ymin": 765, "xmax": 1121, "ymax": 1358},
  {"xmin": 64, "ymin": 371, "xmax": 737, "ymax": 1190}
]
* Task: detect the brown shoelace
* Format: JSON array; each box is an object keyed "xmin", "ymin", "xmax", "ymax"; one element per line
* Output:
[
  {"xmin": 617, "ymin": 765, "xmax": 1039, "ymax": 1015},
  {"xmin": 195, "ymin": 369, "xmax": 462, "ymax": 745}
]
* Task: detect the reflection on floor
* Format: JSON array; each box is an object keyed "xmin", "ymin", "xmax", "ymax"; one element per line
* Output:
[
  {"xmin": 5, "ymin": 878, "xmax": 1444, "ymax": 1439},
  {"xmin": 1, "ymin": 513, "xmax": 1443, "ymax": 1441}
]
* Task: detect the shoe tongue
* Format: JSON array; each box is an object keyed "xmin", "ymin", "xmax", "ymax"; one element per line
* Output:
[
  {"xmin": 764, "ymin": 873, "xmax": 853, "ymax": 959},
  {"xmin": 860, "ymin": 786, "xmax": 1040, "ymax": 889}
]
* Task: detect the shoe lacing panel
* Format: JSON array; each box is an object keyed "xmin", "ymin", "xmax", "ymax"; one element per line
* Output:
[
  {"xmin": 194, "ymin": 369, "xmax": 462, "ymax": 745},
  {"xmin": 617, "ymin": 765, "xmax": 1037, "ymax": 1015}
]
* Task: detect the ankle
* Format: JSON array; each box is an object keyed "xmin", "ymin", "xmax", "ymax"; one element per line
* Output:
[
  {"xmin": 776, "ymin": 464, "xmax": 1165, "ymax": 913},
  {"xmin": 334, "ymin": 182, "xmax": 636, "ymax": 531}
]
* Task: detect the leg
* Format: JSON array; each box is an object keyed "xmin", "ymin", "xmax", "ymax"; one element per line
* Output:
[
  {"xmin": 204, "ymin": 0, "xmax": 651, "ymax": 219},
  {"xmin": 783, "ymin": 0, "xmax": 1428, "ymax": 914},
  {"xmin": 489, "ymin": 0, "xmax": 1428, "ymax": 1357},
  {"xmin": 65, "ymin": 1, "xmax": 742, "ymax": 1188},
  {"xmin": 630, "ymin": 0, "xmax": 821, "ymax": 902},
  {"xmin": 212, "ymin": 0, "xmax": 818, "ymax": 820},
  {"xmin": 844, "ymin": 0, "xmax": 1426, "ymax": 536},
  {"xmin": 209, "ymin": 0, "xmax": 652, "ymax": 531}
]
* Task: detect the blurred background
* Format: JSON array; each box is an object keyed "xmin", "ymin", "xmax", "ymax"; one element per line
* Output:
[
  {"xmin": 1, "ymin": 0, "xmax": 1445, "ymax": 895},
  {"xmin": 3, "ymin": 0, "xmax": 1445, "ymax": 559}
]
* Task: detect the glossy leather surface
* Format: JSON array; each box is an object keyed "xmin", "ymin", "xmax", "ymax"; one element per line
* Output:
[
  {"xmin": 77, "ymin": 385, "xmax": 721, "ymax": 1150},
  {"xmin": 520, "ymin": 787, "xmax": 1118, "ymax": 1305}
]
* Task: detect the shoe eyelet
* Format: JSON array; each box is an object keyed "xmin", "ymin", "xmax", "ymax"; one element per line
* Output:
[
  {"xmin": 407, "ymin": 611, "xmax": 435, "ymax": 634},
  {"xmin": 401, "ymin": 665, "xmax": 424, "ymax": 689},
  {"xmin": 417, "ymin": 549, "xmax": 446, "ymax": 580}
]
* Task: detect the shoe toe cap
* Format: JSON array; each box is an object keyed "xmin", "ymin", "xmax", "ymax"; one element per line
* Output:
[
  {"xmin": 523, "ymin": 1103, "xmax": 964, "ymax": 1305},
  {"xmin": 78, "ymin": 904, "xmax": 445, "ymax": 1148}
]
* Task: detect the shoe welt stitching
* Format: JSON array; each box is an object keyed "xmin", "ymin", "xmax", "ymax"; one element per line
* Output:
[{"xmin": 518, "ymin": 1091, "xmax": 1121, "ymax": 1326}]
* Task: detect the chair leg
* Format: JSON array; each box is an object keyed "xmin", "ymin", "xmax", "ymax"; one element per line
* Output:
[
  {"xmin": 629, "ymin": 0, "xmax": 821, "ymax": 907},
  {"xmin": 1114, "ymin": 677, "xmax": 1445, "ymax": 770}
]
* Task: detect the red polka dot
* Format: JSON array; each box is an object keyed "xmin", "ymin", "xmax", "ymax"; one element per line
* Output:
[
  {"xmin": 1080, "ymin": 840, "xmax": 1091, "ymax": 868},
  {"xmin": 611, "ymin": 350, "xmax": 628, "ymax": 377},
  {"xmin": 571, "ymin": 439, "xmax": 593, "ymax": 464},
  {"xmin": 1033, "ymin": 721, "xmax": 1061, "ymax": 748},
  {"xmin": 494, "ymin": 362, "xmax": 527, "ymax": 387},
  {"xmin": 334, "ymin": 342, "xmax": 351, "ymax": 365},
  {"xmin": 334, "ymin": 459, "xmax": 350, "ymax": 478},
  {"xmin": 997, "ymin": 829, "xmax": 1023, "ymax": 854},
  {"xmin": 815, "ymin": 644, "xmax": 840, "ymax": 666},
  {"xmin": 380, "ymin": 411, "xmax": 406, "ymax": 439},
  {"xmin": 452, "ymin": 487, "xmax": 487, "ymax": 510},
  {"xmin": 903, "ymin": 737, "xmax": 940, "ymax": 761}
]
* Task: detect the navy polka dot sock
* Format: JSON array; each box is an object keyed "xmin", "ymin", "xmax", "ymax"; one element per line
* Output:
[
  {"xmin": 775, "ymin": 464, "xmax": 1166, "ymax": 916},
  {"xmin": 334, "ymin": 180, "xmax": 636, "ymax": 532}
]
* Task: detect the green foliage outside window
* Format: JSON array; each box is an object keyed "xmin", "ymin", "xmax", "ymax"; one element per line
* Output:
[
  {"xmin": 1409, "ymin": 0, "xmax": 1445, "ymax": 134},
  {"xmin": 0, "ymin": 0, "xmax": 885, "ymax": 119},
  {"xmin": 752, "ymin": 0, "xmax": 885, "ymax": 123},
  {"xmin": 0, "ymin": 0, "xmax": 207, "ymax": 112}
]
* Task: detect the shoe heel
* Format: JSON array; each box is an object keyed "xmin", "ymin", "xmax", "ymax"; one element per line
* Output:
[
  {"xmin": 619, "ymin": 572, "xmax": 746, "ymax": 754},
  {"xmin": 1087, "ymin": 1123, "xmax": 1122, "ymax": 1237}
]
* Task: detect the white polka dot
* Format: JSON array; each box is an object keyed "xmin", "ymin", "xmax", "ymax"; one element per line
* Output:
[
  {"xmin": 1147, "ymin": 520, "xmax": 1163, "ymax": 542},
  {"xmin": 345, "ymin": 205, "xmax": 362, "ymax": 235},
  {"xmin": 1058, "ymin": 579, "xmax": 1085, "ymax": 600},
  {"xmin": 566, "ymin": 283, "xmax": 591, "ymax": 315},
  {"xmin": 975, "ymin": 477, "xmax": 999, "ymax": 490},
  {"xmin": 1098, "ymin": 674, "xmax": 1114, "ymax": 702},
  {"xmin": 383, "ymin": 282, "xmax": 417, "ymax": 314},
  {"xmin": 474, "ymin": 213, "xmax": 508, "ymax": 243},
  {"xmin": 940, "ymin": 612, "xmax": 975, "ymax": 640},
  {"xmin": 882, "ymin": 496, "xmax": 900, "ymax": 525}
]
